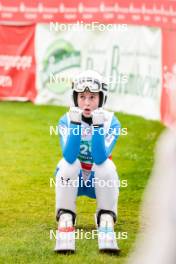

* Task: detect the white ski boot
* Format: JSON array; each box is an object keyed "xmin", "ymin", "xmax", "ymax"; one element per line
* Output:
[
  {"xmin": 96, "ymin": 212, "xmax": 120, "ymax": 253},
  {"xmin": 54, "ymin": 212, "xmax": 75, "ymax": 253}
]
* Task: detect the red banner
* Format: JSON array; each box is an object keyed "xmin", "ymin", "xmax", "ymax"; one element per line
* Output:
[
  {"xmin": 0, "ymin": 25, "xmax": 36, "ymax": 101},
  {"xmin": 161, "ymin": 29, "xmax": 176, "ymax": 126},
  {"xmin": 0, "ymin": 0, "xmax": 176, "ymax": 29}
]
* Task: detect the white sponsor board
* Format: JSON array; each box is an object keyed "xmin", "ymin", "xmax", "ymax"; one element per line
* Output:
[{"xmin": 35, "ymin": 23, "xmax": 161, "ymax": 120}]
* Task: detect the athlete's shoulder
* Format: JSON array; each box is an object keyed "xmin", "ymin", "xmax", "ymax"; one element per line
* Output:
[
  {"xmin": 103, "ymin": 109, "xmax": 113, "ymax": 118},
  {"xmin": 111, "ymin": 114, "xmax": 121, "ymax": 128},
  {"xmin": 59, "ymin": 112, "xmax": 70, "ymax": 126},
  {"xmin": 103, "ymin": 109, "xmax": 121, "ymax": 129}
]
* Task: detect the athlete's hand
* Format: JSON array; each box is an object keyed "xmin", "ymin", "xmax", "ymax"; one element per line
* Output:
[
  {"xmin": 69, "ymin": 107, "xmax": 83, "ymax": 124},
  {"xmin": 92, "ymin": 108, "xmax": 105, "ymax": 126}
]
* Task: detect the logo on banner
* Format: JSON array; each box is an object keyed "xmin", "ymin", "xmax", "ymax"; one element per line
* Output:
[{"xmin": 41, "ymin": 39, "xmax": 81, "ymax": 94}]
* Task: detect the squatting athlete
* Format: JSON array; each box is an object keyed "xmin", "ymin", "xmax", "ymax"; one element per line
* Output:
[{"xmin": 54, "ymin": 70, "xmax": 121, "ymax": 253}]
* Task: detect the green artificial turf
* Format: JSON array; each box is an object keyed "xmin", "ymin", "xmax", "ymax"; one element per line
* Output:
[{"xmin": 0, "ymin": 102, "xmax": 164, "ymax": 264}]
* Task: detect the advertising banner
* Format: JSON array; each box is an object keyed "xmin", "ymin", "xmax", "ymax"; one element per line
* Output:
[
  {"xmin": 0, "ymin": 25, "xmax": 36, "ymax": 101},
  {"xmin": 35, "ymin": 24, "xmax": 162, "ymax": 120},
  {"xmin": 161, "ymin": 29, "xmax": 176, "ymax": 126},
  {"xmin": 0, "ymin": 0, "xmax": 176, "ymax": 29}
]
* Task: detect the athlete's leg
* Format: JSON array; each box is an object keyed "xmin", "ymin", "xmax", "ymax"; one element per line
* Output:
[
  {"xmin": 92, "ymin": 158, "xmax": 119, "ymax": 216},
  {"xmin": 55, "ymin": 158, "xmax": 81, "ymax": 214},
  {"xmin": 92, "ymin": 159, "xmax": 120, "ymax": 252},
  {"xmin": 55, "ymin": 158, "xmax": 81, "ymax": 252}
]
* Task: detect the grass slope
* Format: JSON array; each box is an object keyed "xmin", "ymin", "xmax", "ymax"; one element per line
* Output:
[{"xmin": 0, "ymin": 102, "xmax": 164, "ymax": 264}]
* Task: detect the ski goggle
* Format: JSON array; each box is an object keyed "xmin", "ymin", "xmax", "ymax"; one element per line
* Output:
[{"xmin": 72, "ymin": 78, "xmax": 107, "ymax": 93}]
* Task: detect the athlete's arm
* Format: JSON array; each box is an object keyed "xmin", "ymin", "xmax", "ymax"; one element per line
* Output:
[
  {"xmin": 91, "ymin": 116, "xmax": 121, "ymax": 164},
  {"xmin": 58, "ymin": 115, "xmax": 81, "ymax": 164}
]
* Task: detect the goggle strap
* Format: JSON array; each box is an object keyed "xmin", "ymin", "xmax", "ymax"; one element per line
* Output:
[{"xmin": 102, "ymin": 83, "xmax": 108, "ymax": 91}]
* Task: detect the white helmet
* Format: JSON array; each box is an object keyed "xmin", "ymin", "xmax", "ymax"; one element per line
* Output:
[{"xmin": 72, "ymin": 70, "xmax": 108, "ymax": 107}]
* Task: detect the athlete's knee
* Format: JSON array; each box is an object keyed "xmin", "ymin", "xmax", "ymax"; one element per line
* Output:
[
  {"xmin": 56, "ymin": 158, "xmax": 81, "ymax": 179},
  {"xmin": 92, "ymin": 158, "xmax": 117, "ymax": 177}
]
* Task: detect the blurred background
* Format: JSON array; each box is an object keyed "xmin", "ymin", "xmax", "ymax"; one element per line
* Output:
[{"xmin": 0, "ymin": 0, "xmax": 176, "ymax": 125}]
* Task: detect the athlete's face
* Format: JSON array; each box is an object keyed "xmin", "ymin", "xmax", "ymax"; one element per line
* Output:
[{"xmin": 77, "ymin": 91, "xmax": 99, "ymax": 117}]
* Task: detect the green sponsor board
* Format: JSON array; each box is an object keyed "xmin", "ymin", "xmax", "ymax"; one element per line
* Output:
[{"xmin": 41, "ymin": 39, "xmax": 81, "ymax": 94}]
